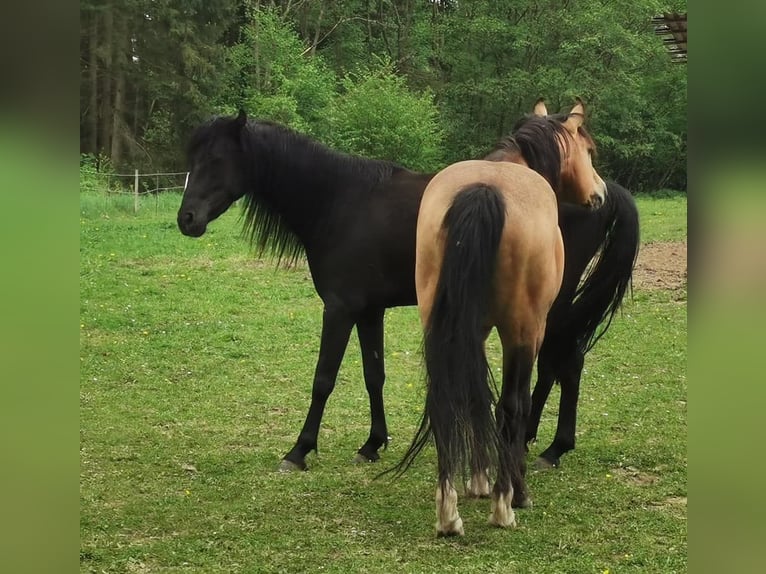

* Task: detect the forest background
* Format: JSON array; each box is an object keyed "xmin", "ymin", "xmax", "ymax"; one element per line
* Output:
[{"xmin": 79, "ymin": 0, "xmax": 687, "ymax": 193}]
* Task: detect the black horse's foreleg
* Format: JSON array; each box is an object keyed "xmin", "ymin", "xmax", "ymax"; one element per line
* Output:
[
  {"xmin": 526, "ymin": 342, "xmax": 557, "ymax": 446},
  {"xmin": 280, "ymin": 306, "xmax": 355, "ymax": 471},
  {"xmin": 537, "ymin": 350, "xmax": 584, "ymax": 469},
  {"xmin": 354, "ymin": 307, "xmax": 389, "ymax": 463}
]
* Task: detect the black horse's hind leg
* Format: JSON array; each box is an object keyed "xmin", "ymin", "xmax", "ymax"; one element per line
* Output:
[
  {"xmin": 526, "ymin": 341, "xmax": 557, "ymax": 447},
  {"xmin": 536, "ymin": 350, "xmax": 584, "ymax": 469},
  {"xmin": 354, "ymin": 307, "xmax": 389, "ymax": 463},
  {"xmin": 280, "ymin": 306, "xmax": 355, "ymax": 471}
]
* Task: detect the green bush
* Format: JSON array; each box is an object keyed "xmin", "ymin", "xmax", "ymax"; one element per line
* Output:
[
  {"xmin": 323, "ymin": 60, "xmax": 445, "ymax": 172},
  {"xmin": 79, "ymin": 154, "xmax": 108, "ymax": 195}
]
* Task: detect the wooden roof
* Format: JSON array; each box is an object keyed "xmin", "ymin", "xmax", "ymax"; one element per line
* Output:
[{"xmin": 652, "ymin": 12, "xmax": 687, "ymax": 64}]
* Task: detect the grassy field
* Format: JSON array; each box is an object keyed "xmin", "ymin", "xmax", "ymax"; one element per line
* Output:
[{"xmin": 80, "ymin": 190, "xmax": 686, "ymax": 573}]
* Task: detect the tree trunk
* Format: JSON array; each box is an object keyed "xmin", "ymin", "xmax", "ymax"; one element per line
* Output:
[
  {"xmin": 110, "ymin": 11, "xmax": 129, "ymax": 168},
  {"xmin": 88, "ymin": 11, "xmax": 99, "ymax": 155},
  {"xmin": 99, "ymin": 6, "xmax": 114, "ymax": 157},
  {"xmin": 253, "ymin": 0, "xmax": 261, "ymax": 90},
  {"xmin": 110, "ymin": 58, "xmax": 125, "ymax": 167},
  {"xmin": 394, "ymin": 0, "xmax": 414, "ymax": 73},
  {"xmin": 309, "ymin": 4, "xmax": 325, "ymax": 57}
]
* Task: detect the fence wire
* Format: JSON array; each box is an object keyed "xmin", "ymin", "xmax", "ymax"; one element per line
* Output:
[{"xmin": 84, "ymin": 170, "xmax": 190, "ymax": 214}]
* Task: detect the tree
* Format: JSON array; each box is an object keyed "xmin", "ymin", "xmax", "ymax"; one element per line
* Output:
[
  {"xmin": 80, "ymin": 0, "xmax": 686, "ymax": 192},
  {"xmin": 80, "ymin": 0, "xmax": 236, "ymax": 170},
  {"xmin": 324, "ymin": 59, "xmax": 445, "ymax": 172},
  {"xmin": 218, "ymin": 5, "xmax": 336, "ymax": 137}
]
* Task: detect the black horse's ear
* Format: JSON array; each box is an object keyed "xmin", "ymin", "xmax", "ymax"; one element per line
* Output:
[{"xmin": 235, "ymin": 108, "xmax": 248, "ymax": 129}]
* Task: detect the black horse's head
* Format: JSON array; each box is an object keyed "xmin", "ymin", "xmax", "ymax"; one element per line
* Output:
[{"xmin": 177, "ymin": 110, "xmax": 250, "ymax": 237}]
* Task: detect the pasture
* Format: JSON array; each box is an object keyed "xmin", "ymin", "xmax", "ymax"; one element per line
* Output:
[{"xmin": 80, "ymin": 190, "xmax": 686, "ymax": 573}]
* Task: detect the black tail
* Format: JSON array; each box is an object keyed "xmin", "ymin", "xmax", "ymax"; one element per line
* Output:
[
  {"xmin": 570, "ymin": 180, "xmax": 640, "ymax": 353},
  {"xmin": 390, "ymin": 185, "xmax": 506, "ymax": 481}
]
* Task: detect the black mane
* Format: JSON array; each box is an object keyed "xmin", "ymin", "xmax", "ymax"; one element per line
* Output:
[
  {"xmin": 492, "ymin": 113, "xmax": 595, "ymax": 192},
  {"xmin": 495, "ymin": 115, "xmax": 566, "ymax": 191},
  {"xmin": 191, "ymin": 116, "xmax": 404, "ymax": 265}
]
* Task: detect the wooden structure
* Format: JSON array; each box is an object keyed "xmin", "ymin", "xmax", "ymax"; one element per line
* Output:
[{"xmin": 652, "ymin": 12, "xmax": 687, "ymax": 63}]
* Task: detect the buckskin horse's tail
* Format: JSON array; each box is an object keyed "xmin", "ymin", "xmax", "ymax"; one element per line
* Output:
[
  {"xmin": 571, "ymin": 180, "xmax": 640, "ymax": 353},
  {"xmin": 391, "ymin": 185, "xmax": 505, "ymax": 482}
]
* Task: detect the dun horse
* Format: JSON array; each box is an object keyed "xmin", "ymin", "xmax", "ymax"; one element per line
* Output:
[
  {"xmin": 485, "ymin": 115, "xmax": 639, "ymax": 469},
  {"xmin": 395, "ymin": 100, "xmax": 605, "ymax": 536},
  {"xmin": 177, "ymin": 102, "xmax": 637, "ymax": 477}
]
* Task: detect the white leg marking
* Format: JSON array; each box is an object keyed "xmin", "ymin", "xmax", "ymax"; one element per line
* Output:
[
  {"xmin": 489, "ymin": 489, "xmax": 517, "ymax": 528},
  {"xmin": 466, "ymin": 469, "xmax": 491, "ymax": 498},
  {"xmin": 435, "ymin": 482, "xmax": 464, "ymax": 536},
  {"xmin": 184, "ymin": 172, "xmax": 190, "ymax": 192}
]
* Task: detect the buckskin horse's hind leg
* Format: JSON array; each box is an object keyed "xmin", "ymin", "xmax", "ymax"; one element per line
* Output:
[
  {"xmin": 353, "ymin": 307, "xmax": 390, "ymax": 463},
  {"xmin": 436, "ymin": 478, "xmax": 464, "ymax": 536},
  {"xmin": 466, "ymin": 467, "xmax": 491, "ymax": 498},
  {"xmin": 466, "ymin": 326, "xmax": 494, "ymax": 497},
  {"xmin": 279, "ymin": 306, "xmax": 355, "ymax": 471},
  {"xmin": 492, "ymin": 342, "xmax": 535, "ymax": 523}
]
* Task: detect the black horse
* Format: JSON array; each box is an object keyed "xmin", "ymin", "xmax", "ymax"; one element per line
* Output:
[
  {"xmin": 177, "ymin": 110, "xmax": 639, "ymax": 471},
  {"xmin": 529, "ymin": 180, "xmax": 638, "ymax": 468}
]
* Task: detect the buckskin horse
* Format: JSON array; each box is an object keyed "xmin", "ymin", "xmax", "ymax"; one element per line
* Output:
[{"xmin": 393, "ymin": 100, "xmax": 606, "ymax": 535}]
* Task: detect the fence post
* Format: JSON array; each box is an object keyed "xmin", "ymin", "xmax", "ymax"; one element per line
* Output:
[
  {"xmin": 134, "ymin": 169, "xmax": 139, "ymax": 213},
  {"xmin": 105, "ymin": 174, "xmax": 110, "ymax": 213}
]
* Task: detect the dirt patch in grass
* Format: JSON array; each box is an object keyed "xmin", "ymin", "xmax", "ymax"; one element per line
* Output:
[
  {"xmin": 633, "ymin": 241, "xmax": 687, "ymax": 291},
  {"xmin": 648, "ymin": 495, "xmax": 687, "ymax": 519},
  {"xmin": 612, "ymin": 466, "xmax": 659, "ymax": 486}
]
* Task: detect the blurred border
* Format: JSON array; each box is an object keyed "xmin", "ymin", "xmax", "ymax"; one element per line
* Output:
[
  {"xmin": 0, "ymin": 1, "xmax": 80, "ymax": 572},
  {"xmin": 8, "ymin": 1, "xmax": 766, "ymax": 571},
  {"xmin": 694, "ymin": 3, "xmax": 766, "ymax": 573}
]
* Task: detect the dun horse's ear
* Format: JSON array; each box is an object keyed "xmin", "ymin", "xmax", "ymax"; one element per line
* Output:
[
  {"xmin": 570, "ymin": 97, "xmax": 586, "ymax": 118},
  {"xmin": 235, "ymin": 108, "xmax": 248, "ymax": 130},
  {"xmin": 533, "ymin": 98, "xmax": 547, "ymax": 117},
  {"xmin": 563, "ymin": 98, "xmax": 585, "ymax": 134}
]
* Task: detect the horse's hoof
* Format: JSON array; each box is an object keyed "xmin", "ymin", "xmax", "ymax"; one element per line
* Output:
[
  {"xmin": 465, "ymin": 476, "xmax": 491, "ymax": 498},
  {"xmin": 353, "ymin": 449, "xmax": 380, "ymax": 464},
  {"xmin": 436, "ymin": 518, "xmax": 464, "ymax": 537},
  {"xmin": 533, "ymin": 456, "xmax": 557, "ymax": 470},
  {"xmin": 489, "ymin": 493, "xmax": 517, "ymax": 528},
  {"xmin": 352, "ymin": 453, "xmax": 374, "ymax": 464},
  {"xmin": 489, "ymin": 516, "xmax": 518, "ymax": 528},
  {"xmin": 488, "ymin": 512, "xmax": 517, "ymax": 529},
  {"xmin": 465, "ymin": 488, "xmax": 491, "ymax": 499},
  {"xmin": 512, "ymin": 496, "xmax": 533, "ymax": 509},
  {"xmin": 278, "ymin": 459, "xmax": 306, "ymax": 473}
]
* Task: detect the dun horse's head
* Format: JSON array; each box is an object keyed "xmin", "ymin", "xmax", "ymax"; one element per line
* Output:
[
  {"xmin": 533, "ymin": 98, "xmax": 606, "ymax": 209},
  {"xmin": 177, "ymin": 110, "xmax": 250, "ymax": 237}
]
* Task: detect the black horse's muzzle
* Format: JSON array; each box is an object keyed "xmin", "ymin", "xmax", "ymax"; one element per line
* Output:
[{"xmin": 177, "ymin": 210, "xmax": 207, "ymax": 237}]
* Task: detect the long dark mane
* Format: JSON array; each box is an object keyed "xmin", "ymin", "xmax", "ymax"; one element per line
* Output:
[
  {"xmin": 244, "ymin": 121, "xmax": 404, "ymax": 264},
  {"xmin": 491, "ymin": 114, "xmax": 596, "ymax": 193},
  {"xmin": 189, "ymin": 117, "xmax": 404, "ymax": 265},
  {"xmin": 238, "ymin": 123, "xmax": 305, "ymax": 264},
  {"xmin": 569, "ymin": 181, "xmax": 638, "ymax": 353}
]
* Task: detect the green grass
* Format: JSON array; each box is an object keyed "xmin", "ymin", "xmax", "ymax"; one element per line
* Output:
[
  {"xmin": 634, "ymin": 191, "xmax": 687, "ymax": 243},
  {"xmin": 80, "ymin": 191, "xmax": 686, "ymax": 573}
]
